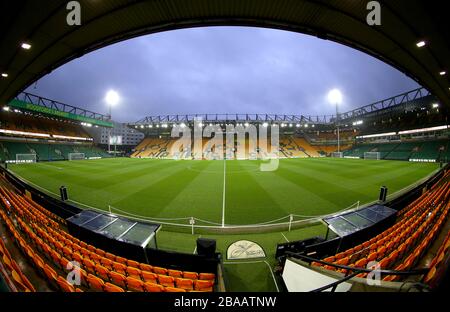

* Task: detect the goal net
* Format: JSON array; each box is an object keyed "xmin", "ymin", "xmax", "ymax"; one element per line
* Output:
[
  {"xmin": 68, "ymin": 153, "xmax": 85, "ymax": 161},
  {"xmin": 364, "ymin": 152, "xmax": 381, "ymax": 160},
  {"xmin": 331, "ymin": 152, "xmax": 344, "ymax": 158},
  {"xmin": 15, "ymin": 154, "xmax": 37, "ymax": 164}
]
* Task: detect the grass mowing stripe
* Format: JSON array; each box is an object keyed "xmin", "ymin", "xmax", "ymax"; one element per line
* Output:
[{"xmin": 9, "ymin": 158, "xmax": 438, "ymax": 225}]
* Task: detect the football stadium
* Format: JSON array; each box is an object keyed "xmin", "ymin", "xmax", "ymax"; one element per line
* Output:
[{"xmin": 0, "ymin": 0, "xmax": 449, "ymax": 300}]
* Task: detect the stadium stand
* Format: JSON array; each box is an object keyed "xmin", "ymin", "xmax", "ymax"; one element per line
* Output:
[
  {"xmin": 0, "ymin": 140, "xmax": 110, "ymax": 162},
  {"xmin": 0, "ymin": 110, "xmax": 90, "ymax": 139},
  {"xmin": 0, "ymin": 181, "xmax": 216, "ymax": 292},
  {"xmin": 310, "ymin": 169, "xmax": 450, "ymax": 286},
  {"xmin": 343, "ymin": 139, "xmax": 449, "ymax": 162}
]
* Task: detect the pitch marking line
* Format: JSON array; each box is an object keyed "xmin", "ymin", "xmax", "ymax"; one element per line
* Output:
[
  {"xmin": 193, "ymin": 235, "xmax": 201, "ymax": 254},
  {"xmin": 281, "ymin": 233, "xmax": 290, "ymax": 242},
  {"xmin": 221, "ymin": 159, "xmax": 226, "ymax": 227}
]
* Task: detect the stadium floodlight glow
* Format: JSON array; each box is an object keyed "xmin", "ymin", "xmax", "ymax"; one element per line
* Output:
[
  {"xmin": 244, "ymin": 122, "xmax": 250, "ymax": 127},
  {"xmin": 295, "ymin": 124, "xmax": 301, "ymax": 128},
  {"xmin": 432, "ymin": 103, "xmax": 439, "ymax": 108},
  {"xmin": 263, "ymin": 122, "xmax": 269, "ymax": 128},
  {"xmin": 352, "ymin": 120, "xmax": 363, "ymax": 126},
  {"xmin": 440, "ymin": 71, "xmax": 447, "ymax": 76},
  {"xmin": 21, "ymin": 42, "xmax": 32, "ymax": 50},
  {"xmin": 105, "ymin": 90, "xmax": 120, "ymax": 106},
  {"xmin": 2, "ymin": 106, "xmax": 10, "ymax": 111},
  {"xmin": 1, "ymin": 73, "xmax": 8, "ymax": 78},
  {"xmin": 327, "ymin": 89, "xmax": 343, "ymax": 105},
  {"xmin": 312, "ymin": 125, "xmax": 315, "ymax": 128},
  {"xmin": 162, "ymin": 124, "xmax": 168, "ymax": 128},
  {"xmin": 304, "ymin": 124, "xmax": 309, "ymax": 128},
  {"xmin": 416, "ymin": 41, "xmax": 426, "ymax": 48},
  {"xmin": 156, "ymin": 124, "xmax": 160, "ymax": 128},
  {"xmin": 180, "ymin": 123, "xmax": 186, "ymax": 128},
  {"xmin": 288, "ymin": 124, "xmax": 293, "ymax": 127}
]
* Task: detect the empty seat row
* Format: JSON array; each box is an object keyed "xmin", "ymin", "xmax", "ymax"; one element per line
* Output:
[{"xmin": 0, "ymin": 186, "xmax": 215, "ymax": 292}]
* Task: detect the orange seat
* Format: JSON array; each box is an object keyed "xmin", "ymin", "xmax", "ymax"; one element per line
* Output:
[
  {"xmin": 105, "ymin": 252, "xmax": 116, "ymax": 261},
  {"xmin": 165, "ymin": 286, "xmax": 186, "ymax": 292},
  {"xmin": 194, "ymin": 279, "xmax": 214, "ymax": 292},
  {"xmin": 116, "ymin": 256, "xmax": 128, "ymax": 265},
  {"xmin": 109, "ymin": 271, "xmax": 127, "ymax": 289},
  {"xmin": 95, "ymin": 264, "xmax": 110, "ymax": 282},
  {"xmin": 354, "ymin": 258, "xmax": 368, "ymax": 268},
  {"xmin": 87, "ymin": 274, "xmax": 105, "ymax": 291},
  {"xmin": 83, "ymin": 258, "xmax": 96, "ymax": 274},
  {"xmin": 62, "ymin": 246, "xmax": 72, "ymax": 259},
  {"xmin": 101, "ymin": 258, "xmax": 114, "ymax": 270},
  {"xmin": 126, "ymin": 266, "xmax": 142, "ymax": 280},
  {"xmin": 158, "ymin": 275, "xmax": 174, "ymax": 287},
  {"xmin": 335, "ymin": 257, "xmax": 350, "ymax": 266},
  {"xmin": 57, "ymin": 276, "xmax": 75, "ymax": 292},
  {"xmin": 104, "ymin": 282, "xmax": 125, "ymax": 292},
  {"xmin": 142, "ymin": 271, "xmax": 158, "ymax": 284},
  {"xmin": 89, "ymin": 253, "xmax": 102, "ymax": 264},
  {"xmin": 144, "ymin": 282, "xmax": 164, "ymax": 292},
  {"xmin": 126, "ymin": 276, "xmax": 145, "ymax": 292},
  {"xmin": 199, "ymin": 273, "xmax": 215, "ymax": 281},
  {"xmin": 127, "ymin": 259, "xmax": 140, "ymax": 268},
  {"xmin": 43, "ymin": 264, "xmax": 58, "ymax": 286},
  {"xmin": 175, "ymin": 278, "xmax": 193, "ymax": 290},
  {"xmin": 153, "ymin": 266, "xmax": 168, "ymax": 275},
  {"xmin": 367, "ymin": 252, "xmax": 378, "ymax": 262},
  {"xmin": 72, "ymin": 252, "xmax": 84, "ymax": 265},
  {"xmin": 112, "ymin": 262, "xmax": 127, "ymax": 275},
  {"xmin": 12, "ymin": 270, "xmax": 35, "ymax": 292},
  {"xmin": 139, "ymin": 263, "xmax": 153, "ymax": 272},
  {"xmin": 183, "ymin": 271, "xmax": 198, "ymax": 280},
  {"xmin": 95, "ymin": 248, "xmax": 106, "ymax": 257},
  {"xmin": 168, "ymin": 269, "xmax": 183, "ymax": 278}
]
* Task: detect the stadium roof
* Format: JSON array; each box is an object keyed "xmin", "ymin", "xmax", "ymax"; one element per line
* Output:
[{"xmin": 0, "ymin": 1, "xmax": 449, "ymax": 109}]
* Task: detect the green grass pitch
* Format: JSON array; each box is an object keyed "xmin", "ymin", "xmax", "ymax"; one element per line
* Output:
[{"xmin": 9, "ymin": 157, "xmax": 438, "ymax": 226}]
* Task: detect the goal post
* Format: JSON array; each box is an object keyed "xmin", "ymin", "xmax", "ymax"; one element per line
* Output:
[
  {"xmin": 364, "ymin": 152, "xmax": 381, "ymax": 160},
  {"xmin": 331, "ymin": 152, "xmax": 344, "ymax": 158},
  {"xmin": 68, "ymin": 153, "xmax": 85, "ymax": 161},
  {"xmin": 15, "ymin": 154, "xmax": 37, "ymax": 163}
]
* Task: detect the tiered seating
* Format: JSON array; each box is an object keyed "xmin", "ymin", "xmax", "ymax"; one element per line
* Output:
[
  {"xmin": 0, "ymin": 185, "xmax": 216, "ymax": 292},
  {"xmin": 0, "ymin": 110, "xmax": 90, "ymax": 139},
  {"xmin": 410, "ymin": 140, "xmax": 447, "ymax": 161},
  {"xmin": 312, "ymin": 171, "xmax": 450, "ymax": 282},
  {"xmin": 422, "ymin": 231, "xmax": 450, "ymax": 288},
  {"xmin": 344, "ymin": 139, "xmax": 449, "ymax": 161},
  {"xmin": 279, "ymin": 137, "xmax": 308, "ymax": 158},
  {"xmin": 132, "ymin": 138, "xmax": 175, "ymax": 158},
  {"xmin": 0, "ymin": 141, "xmax": 110, "ymax": 162},
  {"xmin": 0, "ymin": 237, "xmax": 35, "ymax": 292}
]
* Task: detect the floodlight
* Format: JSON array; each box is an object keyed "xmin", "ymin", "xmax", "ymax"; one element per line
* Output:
[
  {"xmin": 21, "ymin": 42, "xmax": 32, "ymax": 50},
  {"xmin": 263, "ymin": 122, "xmax": 269, "ymax": 127},
  {"xmin": 105, "ymin": 90, "xmax": 120, "ymax": 106},
  {"xmin": 328, "ymin": 89, "xmax": 343, "ymax": 105},
  {"xmin": 1, "ymin": 73, "xmax": 8, "ymax": 78},
  {"xmin": 416, "ymin": 41, "xmax": 426, "ymax": 48},
  {"xmin": 440, "ymin": 71, "xmax": 447, "ymax": 76},
  {"xmin": 3, "ymin": 106, "xmax": 10, "ymax": 111}
]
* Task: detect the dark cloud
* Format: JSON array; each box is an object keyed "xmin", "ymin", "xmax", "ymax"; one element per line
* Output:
[{"xmin": 26, "ymin": 26, "xmax": 421, "ymax": 123}]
